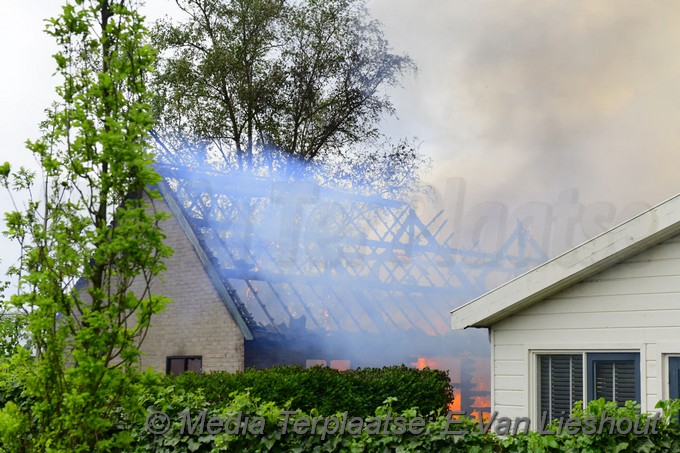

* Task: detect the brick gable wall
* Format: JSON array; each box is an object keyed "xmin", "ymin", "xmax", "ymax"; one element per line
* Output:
[{"xmin": 134, "ymin": 195, "xmax": 245, "ymax": 373}]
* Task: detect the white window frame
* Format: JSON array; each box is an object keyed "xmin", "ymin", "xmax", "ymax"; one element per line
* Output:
[{"xmin": 654, "ymin": 343, "xmax": 680, "ymax": 402}]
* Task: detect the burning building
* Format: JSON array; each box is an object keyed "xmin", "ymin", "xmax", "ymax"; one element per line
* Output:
[{"xmin": 135, "ymin": 152, "xmax": 546, "ymax": 417}]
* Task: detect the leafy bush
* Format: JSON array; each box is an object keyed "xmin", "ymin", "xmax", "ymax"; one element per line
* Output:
[
  {"xmin": 134, "ymin": 388, "xmax": 489, "ymax": 453},
  {"xmin": 3, "ymin": 361, "xmax": 680, "ymax": 452},
  {"xmin": 0, "ymin": 402, "xmax": 31, "ymax": 452},
  {"xmin": 500, "ymin": 399, "xmax": 680, "ymax": 453},
  {"xmin": 133, "ymin": 383, "xmax": 216, "ymax": 452},
  {"xmin": 168, "ymin": 365, "xmax": 454, "ymax": 417},
  {"xmin": 132, "ymin": 395, "xmax": 680, "ymax": 452}
]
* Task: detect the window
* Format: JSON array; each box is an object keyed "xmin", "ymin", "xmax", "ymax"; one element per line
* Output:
[
  {"xmin": 538, "ymin": 352, "xmax": 639, "ymax": 421},
  {"xmin": 166, "ymin": 356, "xmax": 202, "ymax": 375},
  {"xmin": 669, "ymin": 357, "xmax": 680, "ymax": 399},
  {"xmin": 587, "ymin": 353, "xmax": 639, "ymax": 403}
]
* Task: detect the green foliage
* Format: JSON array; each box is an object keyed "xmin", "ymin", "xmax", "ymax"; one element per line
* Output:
[
  {"xmin": 151, "ymin": 0, "xmax": 426, "ymax": 198},
  {"xmin": 129, "ymin": 395, "xmax": 680, "ymax": 452},
  {"xmin": 0, "ymin": 401, "xmax": 32, "ymax": 452},
  {"xmin": 501, "ymin": 399, "xmax": 680, "ymax": 453},
  {"xmin": 136, "ymin": 387, "xmax": 212, "ymax": 451},
  {"xmin": 154, "ymin": 0, "xmax": 414, "ymax": 162},
  {"xmin": 132, "ymin": 387, "xmax": 484, "ymax": 453},
  {"xmin": 0, "ymin": 309, "xmax": 30, "ymax": 359},
  {"xmin": 169, "ymin": 365, "xmax": 453, "ymax": 417},
  {"xmin": 1, "ymin": 0, "xmax": 172, "ymax": 450},
  {"xmin": 3, "ymin": 362, "xmax": 680, "ymax": 452}
]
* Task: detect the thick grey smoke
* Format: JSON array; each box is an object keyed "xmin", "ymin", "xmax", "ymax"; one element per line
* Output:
[{"xmin": 369, "ymin": 0, "xmax": 680, "ymax": 219}]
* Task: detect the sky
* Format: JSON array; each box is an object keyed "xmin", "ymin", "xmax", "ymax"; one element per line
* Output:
[{"xmin": 0, "ymin": 1, "xmax": 679, "ymax": 285}]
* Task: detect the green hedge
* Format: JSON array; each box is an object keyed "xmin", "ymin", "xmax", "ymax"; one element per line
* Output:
[
  {"xmin": 3, "ymin": 364, "xmax": 680, "ymax": 451},
  {"xmin": 5, "ymin": 363, "xmax": 680, "ymax": 452},
  {"xmin": 133, "ymin": 392, "xmax": 680, "ymax": 452},
  {"xmin": 167, "ymin": 365, "xmax": 454, "ymax": 417}
]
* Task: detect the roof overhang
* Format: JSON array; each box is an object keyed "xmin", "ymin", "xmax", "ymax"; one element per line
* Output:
[{"xmin": 451, "ymin": 192, "xmax": 680, "ymax": 329}]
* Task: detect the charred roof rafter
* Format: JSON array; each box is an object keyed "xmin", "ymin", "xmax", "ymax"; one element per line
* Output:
[{"xmin": 153, "ymin": 149, "xmax": 547, "ymax": 339}]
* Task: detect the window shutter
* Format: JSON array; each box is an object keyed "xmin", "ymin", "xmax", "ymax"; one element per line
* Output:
[
  {"xmin": 588, "ymin": 353, "xmax": 640, "ymax": 406},
  {"xmin": 539, "ymin": 355, "xmax": 583, "ymax": 421}
]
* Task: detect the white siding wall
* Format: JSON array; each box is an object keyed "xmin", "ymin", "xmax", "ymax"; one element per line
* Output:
[{"xmin": 491, "ymin": 233, "xmax": 680, "ymax": 420}]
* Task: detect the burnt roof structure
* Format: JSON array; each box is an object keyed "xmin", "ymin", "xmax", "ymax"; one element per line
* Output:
[{"xmin": 153, "ymin": 151, "xmax": 547, "ymax": 368}]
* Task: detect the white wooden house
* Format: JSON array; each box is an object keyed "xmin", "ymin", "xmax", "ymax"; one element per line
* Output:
[{"xmin": 451, "ymin": 193, "xmax": 680, "ymax": 423}]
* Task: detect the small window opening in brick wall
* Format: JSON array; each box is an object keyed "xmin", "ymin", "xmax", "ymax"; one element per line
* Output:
[{"xmin": 166, "ymin": 356, "xmax": 202, "ymax": 375}]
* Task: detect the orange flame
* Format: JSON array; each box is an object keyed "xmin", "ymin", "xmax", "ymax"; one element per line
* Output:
[
  {"xmin": 411, "ymin": 357, "xmax": 440, "ymax": 370},
  {"xmin": 323, "ymin": 310, "xmax": 331, "ymax": 332},
  {"xmin": 470, "ymin": 358, "xmax": 491, "ymax": 421},
  {"xmin": 472, "ymin": 395, "xmax": 491, "ymax": 409},
  {"xmin": 448, "ymin": 388, "xmax": 461, "ymax": 412}
]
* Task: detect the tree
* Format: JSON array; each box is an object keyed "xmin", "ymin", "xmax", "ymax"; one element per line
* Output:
[
  {"xmin": 3, "ymin": 0, "xmax": 171, "ymax": 449},
  {"xmin": 151, "ymin": 0, "xmax": 422, "ymax": 194}
]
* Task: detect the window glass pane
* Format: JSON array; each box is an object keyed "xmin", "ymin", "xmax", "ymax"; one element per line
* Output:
[
  {"xmin": 670, "ymin": 357, "xmax": 680, "ymax": 399},
  {"xmin": 169, "ymin": 358, "xmax": 185, "ymax": 376},
  {"xmin": 538, "ymin": 354, "xmax": 583, "ymax": 421},
  {"xmin": 187, "ymin": 358, "xmax": 202, "ymax": 373}
]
